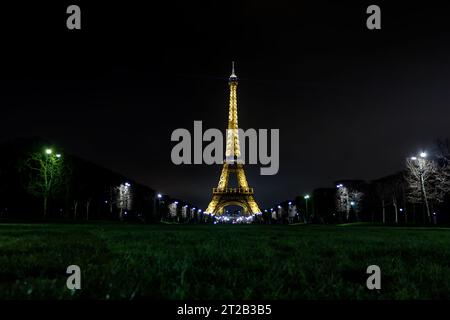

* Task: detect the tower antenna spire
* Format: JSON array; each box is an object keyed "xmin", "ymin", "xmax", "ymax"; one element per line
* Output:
[{"xmin": 230, "ymin": 61, "xmax": 237, "ymax": 79}]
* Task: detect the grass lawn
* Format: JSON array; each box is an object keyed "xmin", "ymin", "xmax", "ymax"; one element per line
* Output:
[{"xmin": 0, "ymin": 223, "xmax": 449, "ymax": 299}]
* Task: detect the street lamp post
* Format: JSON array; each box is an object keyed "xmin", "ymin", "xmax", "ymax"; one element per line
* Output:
[
  {"xmin": 400, "ymin": 208, "xmax": 406, "ymax": 224},
  {"xmin": 174, "ymin": 201, "xmax": 179, "ymax": 222},
  {"xmin": 304, "ymin": 195, "xmax": 310, "ymax": 222},
  {"xmin": 43, "ymin": 149, "xmax": 53, "ymax": 217},
  {"xmin": 42, "ymin": 148, "xmax": 63, "ymax": 218},
  {"xmin": 155, "ymin": 193, "xmax": 163, "ymax": 222}
]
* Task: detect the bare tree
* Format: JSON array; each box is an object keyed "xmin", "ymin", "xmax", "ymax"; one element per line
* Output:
[
  {"xmin": 435, "ymin": 138, "xmax": 450, "ymax": 162},
  {"xmin": 375, "ymin": 181, "xmax": 389, "ymax": 223},
  {"xmin": 336, "ymin": 186, "xmax": 363, "ymax": 221},
  {"xmin": 374, "ymin": 173, "xmax": 405, "ymax": 224},
  {"xmin": 117, "ymin": 183, "xmax": 132, "ymax": 220},
  {"xmin": 22, "ymin": 149, "xmax": 66, "ymax": 218},
  {"xmin": 86, "ymin": 197, "xmax": 92, "ymax": 221},
  {"xmin": 434, "ymin": 139, "xmax": 450, "ymax": 201},
  {"xmin": 405, "ymin": 155, "xmax": 449, "ymax": 223}
]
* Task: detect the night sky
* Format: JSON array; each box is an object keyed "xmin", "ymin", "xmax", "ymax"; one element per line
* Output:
[{"xmin": 2, "ymin": 1, "xmax": 450, "ymax": 208}]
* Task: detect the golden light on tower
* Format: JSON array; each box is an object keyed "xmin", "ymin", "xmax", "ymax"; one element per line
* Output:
[{"xmin": 205, "ymin": 62, "xmax": 261, "ymax": 216}]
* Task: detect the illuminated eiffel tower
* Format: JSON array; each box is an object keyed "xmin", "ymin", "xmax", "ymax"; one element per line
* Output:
[{"xmin": 205, "ymin": 62, "xmax": 261, "ymax": 215}]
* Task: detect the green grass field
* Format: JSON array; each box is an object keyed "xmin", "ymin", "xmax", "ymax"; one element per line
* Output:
[{"xmin": 0, "ymin": 223, "xmax": 449, "ymax": 299}]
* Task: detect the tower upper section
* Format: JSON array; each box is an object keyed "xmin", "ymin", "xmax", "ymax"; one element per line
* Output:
[{"xmin": 226, "ymin": 61, "xmax": 241, "ymax": 159}]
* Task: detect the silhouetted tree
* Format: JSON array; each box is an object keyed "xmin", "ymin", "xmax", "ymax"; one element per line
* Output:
[{"xmin": 374, "ymin": 173, "xmax": 405, "ymax": 223}]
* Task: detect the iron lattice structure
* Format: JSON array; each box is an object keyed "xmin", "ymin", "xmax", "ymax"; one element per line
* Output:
[{"xmin": 205, "ymin": 63, "xmax": 261, "ymax": 215}]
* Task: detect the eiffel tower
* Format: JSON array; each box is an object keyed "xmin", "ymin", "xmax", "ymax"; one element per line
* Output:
[{"xmin": 205, "ymin": 62, "xmax": 261, "ymax": 215}]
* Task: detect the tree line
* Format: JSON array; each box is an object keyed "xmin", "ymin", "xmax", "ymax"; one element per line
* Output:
[
  {"xmin": 0, "ymin": 138, "xmax": 197, "ymax": 222},
  {"xmin": 269, "ymin": 139, "xmax": 450, "ymax": 225}
]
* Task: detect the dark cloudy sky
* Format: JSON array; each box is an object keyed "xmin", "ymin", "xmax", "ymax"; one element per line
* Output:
[{"xmin": 2, "ymin": 1, "xmax": 450, "ymax": 209}]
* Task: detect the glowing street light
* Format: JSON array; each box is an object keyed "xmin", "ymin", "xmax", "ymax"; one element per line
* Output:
[
  {"xmin": 157, "ymin": 193, "xmax": 162, "ymax": 198},
  {"xmin": 411, "ymin": 152, "xmax": 427, "ymax": 161},
  {"xmin": 336, "ymin": 184, "xmax": 343, "ymax": 188},
  {"xmin": 45, "ymin": 149, "xmax": 52, "ymax": 155},
  {"xmin": 124, "ymin": 182, "xmax": 131, "ymax": 187},
  {"xmin": 350, "ymin": 201, "xmax": 355, "ymax": 206},
  {"xmin": 56, "ymin": 154, "xmax": 61, "ymax": 158}
]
